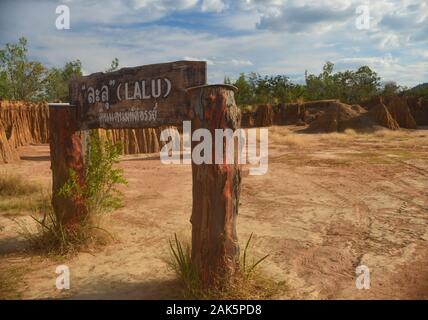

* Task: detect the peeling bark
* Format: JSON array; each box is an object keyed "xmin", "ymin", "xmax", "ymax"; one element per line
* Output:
[
  {"xmin": 187, "ymin": 85, "xmax": 242, "ymax": 288},
  {"xmin": 49, "ymin": 106, "xmax": 87, "ymax": 227}
]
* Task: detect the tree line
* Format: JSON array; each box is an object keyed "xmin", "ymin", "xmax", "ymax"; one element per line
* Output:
[
  {"xmin": 225, "ymin": 61, "xmax": 423, "ymax": 106},
  {"xmin": 0, "ymin": 37, "xmax": 119, "ymax": 102},
  {"xmin": 1, "ymin": 37, "xmax": 426, "ymax": 104}
]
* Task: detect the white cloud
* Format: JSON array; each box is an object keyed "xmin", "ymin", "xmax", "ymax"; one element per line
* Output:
[
  {"xmin": 201, "ymin": 0, "xmax": 226, "ymax": 13},
  {"xmin": 133, "ymin": 0, "xmax": 199, "ymax": 10},
  {"xmin": 256, "ymin": 3, "xmax": 354, "ymax": 33},
  {"xmin": 0, "ymin": 0, "xmax": 427, "ymax": 88},
  {"xmin": 378, "ymin": 33, "xmax": 401, "ymax": 50}
]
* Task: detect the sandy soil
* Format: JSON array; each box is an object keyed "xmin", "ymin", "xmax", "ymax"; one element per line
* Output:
[{"xmin": 0, "ymin": 126, "xmax": 427, "ymax": 300}]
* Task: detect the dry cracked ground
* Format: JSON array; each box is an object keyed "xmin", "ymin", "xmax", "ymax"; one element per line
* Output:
[{"xmin": 0, "ymin": 126, "xmax": 427, "ymax": 299}]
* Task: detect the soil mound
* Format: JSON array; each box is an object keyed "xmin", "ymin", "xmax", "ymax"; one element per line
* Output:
[
  {"xmin": 304, "ymin": 101, "xmax": 401, "ymax": 132},
  {"xmin": 274, "ymin": 100, "xmax": 342, "ymax": 126},
  {"xmin": 407, "ymin": 97, "xmax": 428, "ymax": 126},
  {"xmin": 384, "ymin": 96, "xmax": 417, "ymax": 129},
  {"xmin": 277, "ymin": 103, "xmax": 304, "ymax": 125},
  {"xmin": 0, "ymin": 120, "xmax": 19, "ymax": 163},
  {"xmin": 360, "ymin": 96, "xmax": 383, "ymax": 110},
  {"xmin": 360, "ymin": 96, "xmax": 418, "ymax": 128},
  {"xmin": 420, "ymin": 98, "xmax": 428, "ymax": 125},
  {"xmin": 350, "ymin": 104, "xmax": 366, "ymax": 113},
  {"xmin": 302, "ymin": 100, "xmax": 342, "ymax": 124},
  {"xmin": 254, "ymin": 104, "xmax": 274, "ymax": 127},
  {"xmin": 0, "ymin": 100, "xmax": 49, "ymax": 148},
  {"xmin": 0, "ymin": 100, "xmax": 174, "ymax": 158},
  {"xmin": 305, "ymin": 102, "xmax": 360, "ymax": 133},
  {"xmin": 100, "ymin": 127, "xmax": 169, "ymax": 155},
  {"xmin": 367, "ymin": 103, "xmax": 400, "ymax": 130},
  {"xmin": 241, "ymin": 111, "xmax": 256, "ymax": 128}
]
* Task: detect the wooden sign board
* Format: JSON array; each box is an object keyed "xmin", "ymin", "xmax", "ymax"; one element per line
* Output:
[{"xmin": 69, "ymin": 61, "xmax": 207, "ymax": 129}]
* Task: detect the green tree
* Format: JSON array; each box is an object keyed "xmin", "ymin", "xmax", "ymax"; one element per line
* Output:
[
  {"xmin": 230, "ymin": 72, "xmax": 307, "ymax": 106},
  {"xmin": 106, "ymin": 57, "xmax": 119, "ymax": 73},
  {"xmin": 233, "ymin": 73, "xmax": 255, "ymax": 106},
  {"xmin": 404, "ymin": 83, "xmax": 428, "ymax": 98},
  {"xmin": 381, "ymin": 81, "xmax": 401, "ymax": 97},
  {"xmin": 0, "ymin": 37, "xmax": 47, "ymax": 100},
  {"xmin": 305, "ymin": 62, "xmax": 381, "ymax": 103},
  {"xmin": 349, "ymin": 65, "xmax": 381, "ymax": 102},
  {"xmin": 45, "ymin": 60, "xmax": 82, "ymax": 102}
]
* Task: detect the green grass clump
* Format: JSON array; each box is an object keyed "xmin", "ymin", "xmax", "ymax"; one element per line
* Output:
[
  {"xmin": 17, "ymin": 195, "xmax": 113, "ymax": 255},
  {"xmin": 167, "ymin": 233, "xmax": 286, "ymax": 299}
]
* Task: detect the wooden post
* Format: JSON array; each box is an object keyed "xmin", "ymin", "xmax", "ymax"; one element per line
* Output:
[
  {"xmin": 187, "ymin": 84, "xmax": 242, "ymax": 288},
  {"xmin": 49, "ymin": 105, "xmax": 87, "ymax": 228}
]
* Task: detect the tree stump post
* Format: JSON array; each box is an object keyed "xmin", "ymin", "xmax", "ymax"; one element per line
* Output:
[
  {"xmin": 186, "ymin": 84, "xmax": 242, "ymax": 288},
  {"xmin": 49, "ymin": 104, "xmax": 87, "ymax": 227}
]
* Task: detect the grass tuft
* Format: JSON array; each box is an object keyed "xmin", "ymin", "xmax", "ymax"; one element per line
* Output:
[
  {"xmin": 167, "ymin": 233, "xmax": 200, "ymax": 297},
  {"xmin": 17, "ymin": 195, "xmax": 113, "ymax": 256},
  {"xmin": 0, "ymin": 174, "xmax": 39, "ymax": 197},
  {"xmin": 0, "ymin": 174, "xmax": 45, "ymax": 215},
  {"xmin": 242, "ymin": 233, "xmax": 269, "ymax": 279},
  {"xmin": 372, "ymin": 129, "xmax": 409, "ymax": 138},
  {"xmin": 167, "ymin": 233, "xmax": 287, "ymax": 299}
]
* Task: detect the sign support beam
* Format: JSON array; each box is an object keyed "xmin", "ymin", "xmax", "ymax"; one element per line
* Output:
[
  {"xmin": 49, "ymin": 104, "xmax": 87, "ymax": 227},
  {"xmin": 187, "ymin": 84, "xmax": 242, "ymax": 288},
  {"xmin": 49, "ymin": 62, "xmax": 243, "ymax": 289}
]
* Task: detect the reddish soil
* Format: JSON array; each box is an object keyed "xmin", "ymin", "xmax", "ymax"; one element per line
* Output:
[{"xmin": 0, "ymin": 127, "xmax": 427, "ymax": 299}]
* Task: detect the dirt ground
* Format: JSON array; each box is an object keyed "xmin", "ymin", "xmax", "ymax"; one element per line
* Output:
[{"xmin": 0, "ymin": 126, "xmax": 427, "ymax": 300}]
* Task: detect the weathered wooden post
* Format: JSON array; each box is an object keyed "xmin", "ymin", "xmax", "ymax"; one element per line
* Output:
[
  {"xmin": 49, "ymin": 104, "xmax": 87, "ymax": 228},
  {"xmin": 187, "ymin": 84, "xmax": 242, "ymax": 288}
]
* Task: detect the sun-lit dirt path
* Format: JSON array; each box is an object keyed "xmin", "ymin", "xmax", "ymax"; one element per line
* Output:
[{"xmin": 1, "ymin": 127, "xmax": 427, "ymax": 299}]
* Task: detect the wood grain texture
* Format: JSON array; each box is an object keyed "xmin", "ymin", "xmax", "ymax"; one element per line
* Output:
[
  {"xmin": 70, "ymin": 61, "xmax": 206, "ymax": 129},
  {"xmin": 187, "ymin": 84, "xmax": 242, "ymax": 288},
  {"xmin": 49, "ymin": 106, "xmax": 87, "ymax": 227}
]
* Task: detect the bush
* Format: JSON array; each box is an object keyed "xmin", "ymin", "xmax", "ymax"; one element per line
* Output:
[
  {"xmin": 22, "ymin": 131, "xmax": 127, "ymax": 254},
  {"xmin": 60, "ymin": 130, "xmax": 127, "ymax": 214}
]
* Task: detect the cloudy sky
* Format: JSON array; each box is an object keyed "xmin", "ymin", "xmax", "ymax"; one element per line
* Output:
[{"xmin": 0, "ymin": 0, "xmax": 427, "ymax": 87}]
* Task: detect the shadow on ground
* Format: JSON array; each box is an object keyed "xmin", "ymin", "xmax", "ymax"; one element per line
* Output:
[
  {"xmin": 67, "ymin": 278, "xmax": 183, "ymax": 300},
  {"xmin": 20, "ymin": 155, "xmax": 51, "ymax": 162},
  {"xmin": 0, "ymin": 237, "xmax": 29, "ymax": 255}
]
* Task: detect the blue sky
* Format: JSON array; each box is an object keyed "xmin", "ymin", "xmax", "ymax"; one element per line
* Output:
[{"xmin": 0, "ymin": 0, "xmax": 427, "ymax": 87}]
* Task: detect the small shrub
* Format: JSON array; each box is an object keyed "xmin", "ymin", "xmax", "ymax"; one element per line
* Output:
[
  {"xmin": 21, "ymin": 131, "xmax": 126, "ymax": 255},
  {"xmin": 60, "ymin": 130, "xmax": 127, "ymax": 214},
  {"xmin": 16, "ymin": 194, "xmax": 112, "ymax": 255}
]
